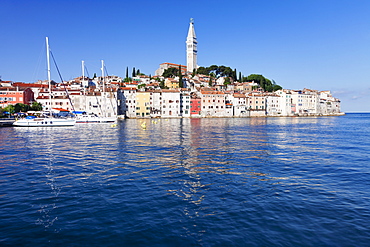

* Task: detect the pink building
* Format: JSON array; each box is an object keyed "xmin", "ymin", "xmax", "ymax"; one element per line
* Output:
[
  {"xmin": 190, "ymin": 97, "xmax": 201, "ymax": 116},
  {"xmin": 0, "ymin": 87, "xmax": 34, "ymax": 108}
]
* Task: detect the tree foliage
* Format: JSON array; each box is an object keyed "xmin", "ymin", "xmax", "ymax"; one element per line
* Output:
[
  {"xmin": 162, "ymin": 67, "xmax": 179, "ymax": 78},
  {"xmin": 224, "ymin": 77, "xmax": 231, "ymax": 85},
  {"xmin": 124, "ymin": 77, "xmax": 132, "ymax": 82},
  {"xmin": 178, "ymin": 65, "xmax": 183, "ymax": 88},
  {"xmin": 138, "ymin": 84, "xmax": 146, "ymax": 89},
  {"xmin": 14, "ymin": 103, "xmax": 30, "ymax": 112},
  {"xmin": 2, "ymin": 105, "xmax": 15, "ymax": 114},
  {"xmin": 195, "ymin": 65, "xmax": 234, "ymax": 78},
  {"xmin": 30, "ymin": 102, "xmax": 43, "ymax": 111},
  {"xmin": 244, "ymin": 74, "xmax": 282, "ymax": 92},
  {"xmin": 1, "ymin": 102, "xmax": 43, "ymax": 114}
]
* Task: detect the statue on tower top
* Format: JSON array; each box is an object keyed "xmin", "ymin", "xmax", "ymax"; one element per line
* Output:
[{"xmin": 190, "ymin": 18, "xmax": 194, "ymax": 24}]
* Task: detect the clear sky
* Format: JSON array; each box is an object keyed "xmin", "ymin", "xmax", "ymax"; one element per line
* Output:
[{"xmin": 1, "ymin": 0, "xmax": 370, "ymax": 112}]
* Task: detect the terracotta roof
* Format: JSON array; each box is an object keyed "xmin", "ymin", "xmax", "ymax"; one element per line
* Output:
[{"xmin": 120, "ymin": 87, "xmax": 136, "ymax": 90}]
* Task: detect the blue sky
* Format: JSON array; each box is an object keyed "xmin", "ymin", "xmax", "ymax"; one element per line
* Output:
[{"xmin": 1, "ymin": 0, "xmax": 370, "ymax": 112}]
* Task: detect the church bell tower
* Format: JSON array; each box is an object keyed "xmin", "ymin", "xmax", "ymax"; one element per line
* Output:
[{"xmin": 186, "ymin": 18, "xmax": 197, "ymax": 74}]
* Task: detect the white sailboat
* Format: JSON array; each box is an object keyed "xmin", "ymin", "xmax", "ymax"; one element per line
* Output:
[
  {"xmin": 74, "ymin": 60, "xmax": 116, "ymax": 124},
  {"xmin": 13, "ymin": 37, "xmax": 76, "ymax": 127}
]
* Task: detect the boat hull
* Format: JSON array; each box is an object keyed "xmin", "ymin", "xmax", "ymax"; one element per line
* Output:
[
  {"xmin": 75, "ymin": 116, "xmax": 117, "ymax": 124},
  {"xmin": 13, "ymin": 118, "xmax": 76, "ymax": 127}
]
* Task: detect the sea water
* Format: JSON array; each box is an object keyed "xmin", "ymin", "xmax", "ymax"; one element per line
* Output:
[{"xmin": 1, "ymin": 114, "xmax": 369, "ymax": 246}]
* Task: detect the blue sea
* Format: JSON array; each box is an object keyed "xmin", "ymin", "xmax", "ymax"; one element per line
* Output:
[{"xmin": 1, "ymin": 113, "xmax": 369, "ymax": 246}]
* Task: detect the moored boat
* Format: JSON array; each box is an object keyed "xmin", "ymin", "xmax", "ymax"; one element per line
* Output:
[
  {"xmin": 13, "ymin": 37, "xmax": 76, "ymax": 127},
  {"xmin": 13, "ymin": 116, "xmax": 75, "ymax": 127},
  {"xmin": 75, "ymin": 114, "xmax": 116, "ymax": 123}
]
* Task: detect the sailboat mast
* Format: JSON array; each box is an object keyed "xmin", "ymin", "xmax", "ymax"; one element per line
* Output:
[
  {"xmin": 46, "ymin": 37, "xmax": 52, "ymax": 116},
  {"xmin": 82, "ymin": 60, "xmax": 85, "ymax": 81},
  {"xmin": 101, "ymin": 60, "xmax": 105, "ymax": 117}
]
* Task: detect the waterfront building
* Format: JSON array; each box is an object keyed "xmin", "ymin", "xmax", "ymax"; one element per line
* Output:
[
  {"xmin": 180, "ymin": 90, "xmax": 191, "ymax": 117},
  {"xmin": 135, "ymin": 91, "xmax": 151, "ymax": 118},
  {"xmin": 118, "ymin": 87, "xmax": 137, "ymax": 118},
  {"xmin": 274, "ymin": 89, "xmax": 293, "ymax": 116},
  {"xmin": 12, "ymin": 82, "xmax": 48, "ymax": 99},
  {"xmin": 36, "ymin": 88, "xmax": 72, "ymax": 111},
  {"xmin": 149, "ymin": 90, "xmax": 162, "ymax": 118},
  {"xmin": 291, "ymin": 89, "xmax": 319, "ymax": 115},
  {"xmin": 0, "ymin": 87, "xmax": 34, "ymax": 108},
  {"xmin": 319, "ymin": 90, "xmax": 341, "ymax": 115},
  {"xmin": 70, "ymin": 89, "xmax": 117, "ymax": 117},
  {"xmin": 265, "ymin": 93, "xmax": 283, "ymax": 116},
  {"xmin": 200, "ymin": 90, "xmax": 229, "ymax": 117},
  {"xmin": 161, "ymin": 89, "xmax": 181, "ymax": 118},
  {"xmin": 190, "ymin": 96, "xmax": 201, "ymax": 117},
  {"xmin": 230, "ymin": 93, "xmax": 249, "ymax": 117},
  {"xmin": 186, "ymin": 18, "xmax": 197, "ymax": 73},
  {"xmin": 248, "ymin": 93, "xmax": 267, "ymax": 117}
]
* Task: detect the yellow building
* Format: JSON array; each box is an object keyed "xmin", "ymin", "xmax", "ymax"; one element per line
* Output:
[
  {"xmin": 136, "ymin": 91, "xmax": 151, "ymax": 118},
  {"xmin": 165, "ymin": 78, "xmax": 179, "ymax": 89}
]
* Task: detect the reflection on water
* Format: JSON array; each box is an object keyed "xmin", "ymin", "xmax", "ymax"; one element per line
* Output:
[{"xmin": 1, "ymin": 115, "xmax": 370, "ymax": 246}]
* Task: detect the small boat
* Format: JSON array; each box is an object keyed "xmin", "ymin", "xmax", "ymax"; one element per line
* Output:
[{"xmin": 13, "ymin": 37, "xmax": 76, "ymax": 127}]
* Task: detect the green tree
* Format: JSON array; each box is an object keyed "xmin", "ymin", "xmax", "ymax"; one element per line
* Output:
[
  {"xmin": 124, "ymin": 77, "xmax": 132, "ymax": 82},
  {"xmin": 159, "ymin": 79, "xmax": 168, "ymax": 89},
  {"xmin": 14, "ymin": 103, "xmax": 30, "ymax": 113},
  {"xmin": 233, "ymin": 69, "xmax": 237, "ymax": 81},
  {"xmin": 162, "ymin": 67, "xmax": 179, "ymax": 78},
  {"xmin": 178, "ymin": 65, "xmax": 183, "ymax": 88},
  {"xmin": 138, "ymin": 84, "xmax": 146, "ymax": 89},
  {"xmin": 196, "ymin": 66, "xmax": 209, "ymax": 75},
  {"xmin": 209, "ymin": 72, "xmax": 215, "ymax": 86},
  {"xmin": 3, "ymin": 105, "xmax": 15, "ymax": 114},
  {"xmin": 245, "ymin": 74, "xmax": 282, "ymax": 92},
  {"xmin": 125, "ymin": 67, "xmax": 129, "ymax": 79},
  {"xmin": 30, "ymin": 101, "xmax": 43, "ymax": 111},
  {"xmin": 224, "ymin": 77, "xmax": 231, "ymax": 85}
]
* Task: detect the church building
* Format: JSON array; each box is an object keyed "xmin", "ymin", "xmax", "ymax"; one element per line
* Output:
[
  {"xmin": 186, "ymin": 18, "xmax": 198, "ymax": 73},
  {"xmin": 155, "ymin": 18, "xmax": 198, "ymax": 76}
]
